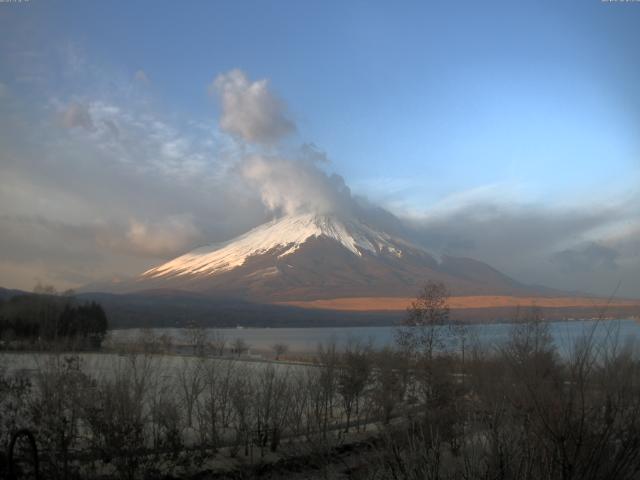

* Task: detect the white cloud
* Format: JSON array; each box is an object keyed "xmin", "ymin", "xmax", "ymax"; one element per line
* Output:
[
  {"xmin": 241, "ymin": 154, "xmax": 353, "ymax": 216},
  {"xmin": 62, "ymin": 102, "xmax": 93, "ymax": 129},
  {"xmin": 0, "ymin": 83, "xmax": 267, "ymax": 289},
  {"xmin": 211, "ymin": 69, "xmax": 295, "ymax": 145},
  {"xmin": 124, "ymin": 215, "xmax": 202, "ymax": 257}
]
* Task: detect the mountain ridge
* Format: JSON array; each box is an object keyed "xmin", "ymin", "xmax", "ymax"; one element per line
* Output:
[
  {"xmin": 3, "ymin": 287, "xmax": 639, "ymax": 329},
  {"xmin": 106, "ymin": 213, "xmax": 568, "ymax": 301}
]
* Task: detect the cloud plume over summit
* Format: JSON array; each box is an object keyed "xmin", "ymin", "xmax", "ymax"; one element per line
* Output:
[
  {"xmin": 212, "ymin": 69, "xmax": 295, "ymax": 145},
  {"xmin": 211, "ymin": 69, "xmax": 356, "ymax": 218},
  {"xmin": 240, "ymin": 153, "xmax": 354, "ymax": 217}
]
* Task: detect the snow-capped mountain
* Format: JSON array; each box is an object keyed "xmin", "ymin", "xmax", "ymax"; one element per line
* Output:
[
  {"xmin": 142, "ymin": 213, "xmax": 406, "ymax": 279},
  {"xmin": 126, "ymin": 213, "xmax": 540, "ymax": 301}
]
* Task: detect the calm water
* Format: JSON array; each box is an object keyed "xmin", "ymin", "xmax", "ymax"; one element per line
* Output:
[
  {"xmin": 2, "ymin": 320, "xmax": 639, "ymax": 378},
  {"xmin": 110, "ymin": 319, "xmax": 640, "ymax": 354}
]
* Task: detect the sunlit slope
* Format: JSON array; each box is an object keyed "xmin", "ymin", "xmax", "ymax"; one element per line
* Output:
[
  {"xmin": 129, "ymin": 213, "xmax": 564, "ymax": 302},
  {"xmin": 277, "ymin": 296, "xmax": 640, "ymax": 312}
]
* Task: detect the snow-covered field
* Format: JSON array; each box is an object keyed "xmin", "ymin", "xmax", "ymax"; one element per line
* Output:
[{"xmin": 0, "ymin": 351, "xmax": 308, "ymax": 381}]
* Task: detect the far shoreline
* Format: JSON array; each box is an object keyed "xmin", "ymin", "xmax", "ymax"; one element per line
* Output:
[
  {"xmin": 277, "ymin": 294, "xmax": 640, "ymax": 312},
  {"xmin": 107, "ymin": 315, "xmax": 640, "ymax": 330}
]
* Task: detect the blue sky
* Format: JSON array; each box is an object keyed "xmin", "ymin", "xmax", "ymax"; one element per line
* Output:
[
  {"xmin": 0, "ymin": 0, "xmax": 638, "ymax": 296},
  {"xmin": 11, "ymin": 0, "xmax": 640, "ymax": 207}
]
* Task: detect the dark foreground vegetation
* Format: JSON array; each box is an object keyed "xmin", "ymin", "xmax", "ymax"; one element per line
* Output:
[
  {"xmin": 2, "ymin": 282, "xmax": 640, "ymax": 479},
  {"xmin": 0, "ymin": 286, "xmax": 108, "ymax": 350}
]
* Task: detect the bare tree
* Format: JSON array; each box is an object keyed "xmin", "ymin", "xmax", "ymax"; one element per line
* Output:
[
  {"xmin": 196, "ymin": 359, "xmax": 236, "ymax": 449},
  {"xmin": 285, "ymin": 370, "xmax": 311, "ymax": 438},
  {"xmin": 448, "ymin": 320, "xmax": 470, "ymax": 369},
  {"xmin": 82, "ymin": 355, "xmax": 153, "ymax": 479},
  {"xmin": 157, "ymin": 332, "xmax": 174, "ymax": 354},
  {"xmin": 231, "ymin": 338, "xmax": 249, "ymax": 357},
  {"xmin": 229, "ymin": 367, "xmax": 255, "ymax": 457},
  {"xmin": 271, "ymin": 343, "xmax": 289, "ymax": 360},
  {"xmin": 338, "ymin": 338, "xmax": 372, "ymax": 432},
  {"xmin": 183, "ymin": 320, "xmax": 209, "ymax": 357},
  {"xmin": 177, "ymin": 358, "xmax": 205, "ymax": 428},
  {"xmin": 209, "ymin": 329, "xmax": 227, "ymax": 356},
  {"xmin": 31, "ymin": 354, "xmax": 92, "ymax": 478},
  {"xmin": 396, "ymin": 281, "xmax": 450, "ymax": 360},
  {"xmin": 136, "ymin": 327, "xmax": 161, "ymax": 354},
  {"xmin": 315, "ymin": 340, "xmax": 340, "ymax": 438},
  {"xmin": 504, "ymin": 304, "xmax": 556, "ymax": 371},
  {"xmin": 253, "ymin": 365, "xmax": 292, "ymax": 454},
  {"xmin": 372, "ymin": 347, "xmax": 409, "ymax": 424}
]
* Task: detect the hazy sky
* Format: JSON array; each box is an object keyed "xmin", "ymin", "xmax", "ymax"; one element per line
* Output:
[{"xmin": 0, "ymin": 0, "xmax": 638, "ymax": 297}]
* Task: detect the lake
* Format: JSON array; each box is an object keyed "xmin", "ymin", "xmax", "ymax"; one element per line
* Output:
[
  {"xmin": 2, "ymin": 319, "xmax": 639, "ymax": 383},
  {"xmin": 109, "ymin": 318, "xmax": 640, "ymax": 355}
]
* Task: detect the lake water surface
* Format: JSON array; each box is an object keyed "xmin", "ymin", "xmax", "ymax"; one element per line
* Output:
[
  {"xmin": 2, "ymin": 320, "xmax": 639, "ymax": 379},
  {"xmin": 110, "ymin": 319, "xmax": 640, "ymax": 354}
]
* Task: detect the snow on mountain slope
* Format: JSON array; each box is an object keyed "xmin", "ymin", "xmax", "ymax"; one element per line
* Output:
[
  {"xmin": 111, "ymin": 211, "xmax": 556, "ymax": 301},
  {"xmin": 142, "ymin": 213, "xmax": 407, "ymax": 279}
]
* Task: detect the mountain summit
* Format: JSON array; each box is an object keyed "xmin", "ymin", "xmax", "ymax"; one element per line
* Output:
[
  {"xmin": 142, "ymin": 213, "xmax": 407, "ymax": 279},
  {"xmin": 128, "ymin": 213, "xmax": 543, "ymax": 301}
]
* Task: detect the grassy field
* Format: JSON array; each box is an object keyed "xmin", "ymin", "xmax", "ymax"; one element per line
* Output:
[{"xmin": 279, "ymin": 294, "xmax": 640, "ymax": 311}]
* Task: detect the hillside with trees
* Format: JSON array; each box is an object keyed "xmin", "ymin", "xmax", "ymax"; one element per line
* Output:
[{"xmin": 0, "ymin": 286, "xmax": 108, "ymax": 350}]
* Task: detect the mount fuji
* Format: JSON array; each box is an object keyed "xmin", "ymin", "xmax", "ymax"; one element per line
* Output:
[{"xmin": 119, "ymin": 212, "xmax": 545, "ymax": 302}]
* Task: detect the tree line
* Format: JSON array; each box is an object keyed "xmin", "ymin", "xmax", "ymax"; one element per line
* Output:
[{"xmin": 0, "ymin": 286, "xmax": 108, "ymax": 349}]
